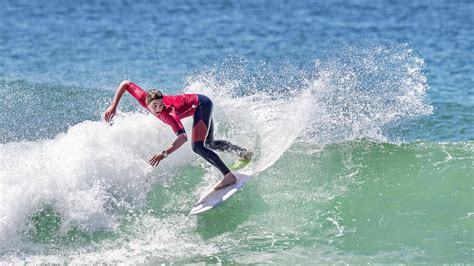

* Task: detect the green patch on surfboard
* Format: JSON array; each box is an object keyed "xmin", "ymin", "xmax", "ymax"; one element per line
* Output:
[{"xmin": 230, "ymin": 158, "xmax": 251, "ymax": 170}]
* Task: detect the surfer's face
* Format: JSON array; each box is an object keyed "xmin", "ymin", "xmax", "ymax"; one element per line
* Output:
[{"xmin": 148, "ymin": 99, "xmax": 164, "ymax": 115}]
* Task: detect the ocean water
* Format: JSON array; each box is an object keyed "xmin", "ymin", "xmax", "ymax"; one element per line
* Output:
[{"xmin": 0, "ymin": 0, "xmax": 473, "ymax": 264}]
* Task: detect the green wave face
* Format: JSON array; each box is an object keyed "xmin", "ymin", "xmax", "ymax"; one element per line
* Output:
[{"xmin": 236, "ymin": 141, "xmax": 472, "ymax": 263}]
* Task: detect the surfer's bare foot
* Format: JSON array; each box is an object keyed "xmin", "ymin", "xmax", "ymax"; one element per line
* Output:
[{"xmin": 214, "ymin": 172, "xmax": 237, "ymax": 190}]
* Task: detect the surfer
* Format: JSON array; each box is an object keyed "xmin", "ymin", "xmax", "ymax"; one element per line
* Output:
[{"xmin": 104, "ymin": 80, "xmax": 253, "ymax": 190}]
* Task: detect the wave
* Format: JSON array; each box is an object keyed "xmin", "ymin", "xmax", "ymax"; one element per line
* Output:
[
  {"xmin": 3, "ymin": 43, "xmax": 466, "ymax": 263},
  {"xmin": 1, "ymin": 134, "xmax": 471, "ymax": 263}
]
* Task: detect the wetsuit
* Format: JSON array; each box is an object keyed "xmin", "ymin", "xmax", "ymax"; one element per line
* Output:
[{"xmin": 126, "ymin": 82, "xmax": 245, "ymax": 175}]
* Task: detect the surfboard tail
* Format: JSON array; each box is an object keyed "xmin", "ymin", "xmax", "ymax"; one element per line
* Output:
[{"xmin": 189, "ymin": 174, "xmax": 252, "ymax": 215}]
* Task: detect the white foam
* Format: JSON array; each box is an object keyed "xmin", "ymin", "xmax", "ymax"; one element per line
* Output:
[
  {"xmin": 0, "ymin": 112, "xmax": 194, "ymax": 253},
  {"xmin": 3, "ymin": 215, "xmax": 217, "ymax": 264}
]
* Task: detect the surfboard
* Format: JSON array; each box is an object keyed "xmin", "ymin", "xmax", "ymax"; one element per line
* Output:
[{"xmin": 189, "ymin": 173, "xmax": 252, "ymax": 215}]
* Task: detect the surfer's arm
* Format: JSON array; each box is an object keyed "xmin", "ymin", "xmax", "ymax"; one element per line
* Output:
[
  {"xmin": 149, "ymin": 133, "xmax": 188, "ymax": 166},
  {"xmin": 104, "ymin": 80, "xmax": 131, "ymax": 122},
  {"xmin": 104, "ymin": 80, "xmax": 148, "ymax": 122},
  {"xmin": 166, "ymin": 132, "xmax": 188, "ymax": 154}
]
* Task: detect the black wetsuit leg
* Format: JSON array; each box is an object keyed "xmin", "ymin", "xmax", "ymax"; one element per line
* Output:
[
  {"xmin": 205, "ymin": 119, "xmax": 247, "ymax": 156},
  {"xmin": 191, "ymin": 94, "xmax": 231, "ymax": 175}
]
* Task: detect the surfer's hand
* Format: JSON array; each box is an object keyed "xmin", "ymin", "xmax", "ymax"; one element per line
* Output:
[
  {"xmin": 149, "ymin": 153, "xmax": 165, "ymax": 167},
  {"xmin": 104, "ymin": 106, "xmax": 116, "ymax": 122}
]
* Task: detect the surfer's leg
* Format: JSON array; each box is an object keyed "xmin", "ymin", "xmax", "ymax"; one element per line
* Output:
[
  {"xmin": 205, "ymin": 119, "xmax": 249, "ymax": 158},
  {"xmin": 192, "ymin": 95, "xmax": 236, "ymax": 189},
  {"xmin": 192, "ymin": 141, "xmax": 230, "ymax": 175}
]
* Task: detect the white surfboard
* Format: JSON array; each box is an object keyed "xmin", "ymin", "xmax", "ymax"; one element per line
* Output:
[{"xmin": 189, "ymin": 173, "xmax": 252, "ymax": 215}]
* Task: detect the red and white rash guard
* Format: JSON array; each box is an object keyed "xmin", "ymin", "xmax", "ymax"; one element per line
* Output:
[{"xmin": 126, "ymin": 82, "xmax": 199, "ymax": 135}]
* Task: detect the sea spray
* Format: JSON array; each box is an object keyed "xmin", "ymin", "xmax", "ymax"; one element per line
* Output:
[
  {"xmin": 305, "ymin": 43, "xmax": 433, "ymax": 143},
  {"xmin": 186, "ymin": 43, "xmax": 432, "ymax": 171}
]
